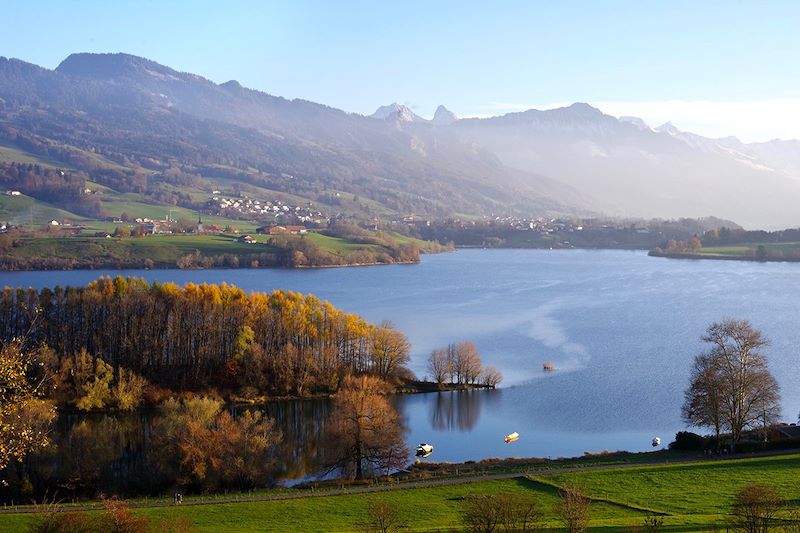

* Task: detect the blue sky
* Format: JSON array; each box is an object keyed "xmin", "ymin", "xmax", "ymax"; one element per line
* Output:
[{"xmin": 2, "ymin": 1, "xmax": 799, "ymax": 141}]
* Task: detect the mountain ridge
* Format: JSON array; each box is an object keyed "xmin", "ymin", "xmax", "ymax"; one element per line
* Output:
[{"xmin": 3, "ymin": 52, "xmax": 800, "ymax": 227}]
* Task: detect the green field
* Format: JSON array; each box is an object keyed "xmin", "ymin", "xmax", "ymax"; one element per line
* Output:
[
  {"xmin": 0, "ymin": 194, "xmax": 87, "ymax": 226},
  {"xmin": 0, "ymin": 145, "xmax": 68, "ymax": 168},
  {"xmin": 6, "ymin": 234, "xmax": 278, "ymax": 264},
  {"xmin": 3, "ymin": 453, "xmax": 800, "ymax": 532},
  {"xmin": 698, "ymin": 242, "xmax": 800, "ymax": 259},
  {"xmin": 1, "ymin": 229, "xmax": 435, "ymax": 269}
]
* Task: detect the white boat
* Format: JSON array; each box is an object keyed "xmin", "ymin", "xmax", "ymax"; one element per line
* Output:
[
  {"xmin": 652, "ymin": 437, "xmax": 661, "ymax": 447},
  {"xmin": 415, "ymin": 443, "xmax": 434, "ymax": 457},
  {"xmin": 504, "ymin": 432, "xmax": 520, "ymax": 443}
]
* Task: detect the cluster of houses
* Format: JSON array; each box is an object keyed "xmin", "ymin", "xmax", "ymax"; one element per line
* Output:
[
  {"xmin": 207, "ymin": 193, "xmax": 325, "ymax": 224},
  {"xmin": 481, "ymin": 216, "xmax": 587, "ymax": 233}
]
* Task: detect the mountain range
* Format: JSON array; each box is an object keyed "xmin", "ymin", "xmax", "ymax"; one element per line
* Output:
[{"xmin": 1, "ymin": 52, "xmax": 800, "ymax": 228}]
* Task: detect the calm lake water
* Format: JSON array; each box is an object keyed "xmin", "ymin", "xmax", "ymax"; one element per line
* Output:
[{"xmin": 3, "ymin": 249, "xmax": 800, "ymax": 472}]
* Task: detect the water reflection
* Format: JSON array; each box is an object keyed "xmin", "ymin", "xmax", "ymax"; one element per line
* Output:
[
  {"xmin": 4, "ymin": 396, "xmax": 411, "ymax": 501},
  {"xmin": 428, "ymin": 390, "xmax": 500, "ymax": 431}
]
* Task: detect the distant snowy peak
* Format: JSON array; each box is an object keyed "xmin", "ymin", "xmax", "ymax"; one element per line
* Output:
[
  {"xmin": 432, "ymin": 105, "xmax": 458, "ymax": 125},
  {"xmin": 370, "ymin": 103, "xmax": 426, "ymax": 123},
  {"xmin": 655, "ymin": 121, "xmax": 681, "ymax": 135},
  {"xmin": 618, "ymin": 116, "xmax": 650, "ymax": 130}
]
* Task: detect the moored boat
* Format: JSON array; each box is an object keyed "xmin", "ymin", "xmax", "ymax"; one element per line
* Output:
[
  {"xmin": 504, "ymin": 431, "xmax": 520, "ymax": 443},
  {"xmin": 415, "ymin": 443, "xmax": 434, "ymax": 457}
]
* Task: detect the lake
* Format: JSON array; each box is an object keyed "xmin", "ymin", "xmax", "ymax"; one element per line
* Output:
[{"xmin": 3, "ymin": 249, "xmax": 800, "ymax": 477}]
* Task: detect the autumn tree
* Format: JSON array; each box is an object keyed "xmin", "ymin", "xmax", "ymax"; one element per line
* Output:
[
  {"xmin": 428, "ymin": 348, "xmax": 450, "ymax": 386},
  {"xmin": 731, "ymin": 484, "xmax": 782, "ymax": 533},
  {"xmin": 446, "ymin": 341, "xmax": 483, "ymax": 385},
  {"xmin": 556, "ymin": 485, "xmax": 591, "ymax": 533},
  {"xmin": 54, "ymin": 350, "xmax": 114, "ymax": 411},
  {"xmin": 0, "ymin": 341, "xmax": 56, "ymax": 472},
  {"xmin": 369, "ymin": 321, "xmax": 411, "ymax": 381},
  {"xmin": 112, "ymin": 368, "xmax": 148, "ymax": 411},
  {"xmin": 324, "ymin": 375, "xmax": 409, "ymax": 480},
  {"xmin": 0, "ymin": 277, "xmax": 409, "ymax": 398},
  {"xmin": 684, "ymin": 320, "xmax": 781, "ymax": 451}
]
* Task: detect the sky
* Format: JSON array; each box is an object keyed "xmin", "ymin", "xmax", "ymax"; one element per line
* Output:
[{"xmin": 2, "ymin": 0, "xmax": 799, "ymax": 141}]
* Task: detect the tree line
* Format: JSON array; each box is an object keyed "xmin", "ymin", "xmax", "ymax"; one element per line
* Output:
[
  {"xmin": 428, "ymin": 341, "xmax": 502, "ymax": 388},
  {"xmin": 0, "ymin": 277, "xmax": 413, "ymax": 399}
]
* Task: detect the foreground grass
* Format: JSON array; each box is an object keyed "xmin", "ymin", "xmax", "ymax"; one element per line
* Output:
[
  {"xmin": 532, "ymin": 453, "xmax": 800, "ymax": 519},
  {"xmin": 3, "ymin": 453, "xmax": 800, "ymax": 532}
]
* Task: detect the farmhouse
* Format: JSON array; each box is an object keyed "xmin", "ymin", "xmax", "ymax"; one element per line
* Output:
[
  {"xmin": 236, "ymin": 235, "xmax": 257, "ymax": 244},
  {"xmin": 256, "ymin": 224, "xmax": 307, "ymax": 235}
]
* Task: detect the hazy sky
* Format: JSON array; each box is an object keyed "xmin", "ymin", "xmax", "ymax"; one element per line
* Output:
[{"xmin": 2, "ymin": 0, "xmax": 799, "ymax": 141}]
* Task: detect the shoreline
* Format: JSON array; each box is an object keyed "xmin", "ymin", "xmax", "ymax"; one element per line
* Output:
[{"xmin": 648, "ymin": 250, "xmax": 800, "ymax": 263}]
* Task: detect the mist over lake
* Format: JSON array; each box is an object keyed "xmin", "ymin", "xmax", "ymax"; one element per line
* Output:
[{"xmin": 2, "ymin": 248, "xmax": 799, "ymax": 463}]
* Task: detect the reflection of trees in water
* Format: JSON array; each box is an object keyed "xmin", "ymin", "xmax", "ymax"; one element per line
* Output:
[
  {"xmin": 12, "ymin": 412, "xmax": 148, "ymax": 501},
  {"xmin": 429, "ymin": 389, "xmax": 501, "ymax": 431},
  {"xmin": 5, "ymin": 396, "xmax": 409, "ymax": 501},
  {"xmin": 259, "ymin": 399, "xmax": 331, "ymax": 481}
]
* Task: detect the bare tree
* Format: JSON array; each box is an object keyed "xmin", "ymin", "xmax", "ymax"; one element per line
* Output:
[
  {"xmin": 462, "ymin": 494, "xmax": 502, "ymax": 533},
  {"xmin": 731, "ymin": 484, "xmax": 782, "ymax": 533},
  {"xmin": 497, "ymin": 493, "xmax": 543, "ymax": 532},
  {"xmin": 682, "ymin": 352, "xmax": 724, "ymax": 449},
  {"xmin": 358, "ymin": 499, "xmax": 407, "ymax": 533},
  {"xmin": 462, "ymin": 492, "xmax": 541, "ymax": 533},
  {"xmin": 458, "ymin": 341, "xmax": 483, "ymax": 384},
  {"xmin": 696, "ymin": 319, "xmax": 781, "ymax": 451},
  {"xmin": 428, "ymin": 348, "xmax": 450, "ymax": 386},
  {"xmin": 557, "ymin": 485, "xmax": 591, "ymax": 533},
  {"xmin": 479, "ymin": 366, "xmax": 503, "ymax": 388}
]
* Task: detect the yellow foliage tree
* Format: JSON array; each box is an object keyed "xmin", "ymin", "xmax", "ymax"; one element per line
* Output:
[{"xmin": 0, "ymin": 341, "xmax": 56, "ymax": 471}]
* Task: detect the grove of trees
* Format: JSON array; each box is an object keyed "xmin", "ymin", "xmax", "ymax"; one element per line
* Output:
[
  {"xmin": 427, "ymin": 341, "xmax": 502, "ymax": 388},
  {"xmin": 0, "ymin": 277, "xmax": 414, "ymax": 399}
]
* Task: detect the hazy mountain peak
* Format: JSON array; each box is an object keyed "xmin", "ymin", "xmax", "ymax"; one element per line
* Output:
[
  {"xmin": 561, "ymin": 102, "xmax": 603, "ymax": 117},
  {"xmin": 619, "ymin": 116, "xmax": 650, "ymax": 130},
  {"xmin": 432, "ymin": 105, "xmax": 458, "ymax": 125},
  {"xmin": 656, "ymin": 121, "xmax": 681, "ymax": 135},
  {"xmin": 56, "ymin": 52, "xmax": 185, "ymax": 82},
  {"xmin": 370, "ymin": 102, "xmax": 426, "ymax": 123},
  {"xmin": 220, "ymin": 79, "xmax": 243, "ymax": 91}
]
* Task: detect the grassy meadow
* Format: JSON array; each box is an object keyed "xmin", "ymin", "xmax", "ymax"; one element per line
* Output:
[{"xmin": 3, "ymin": 453, "xmax": 800, "ymax": 532}]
